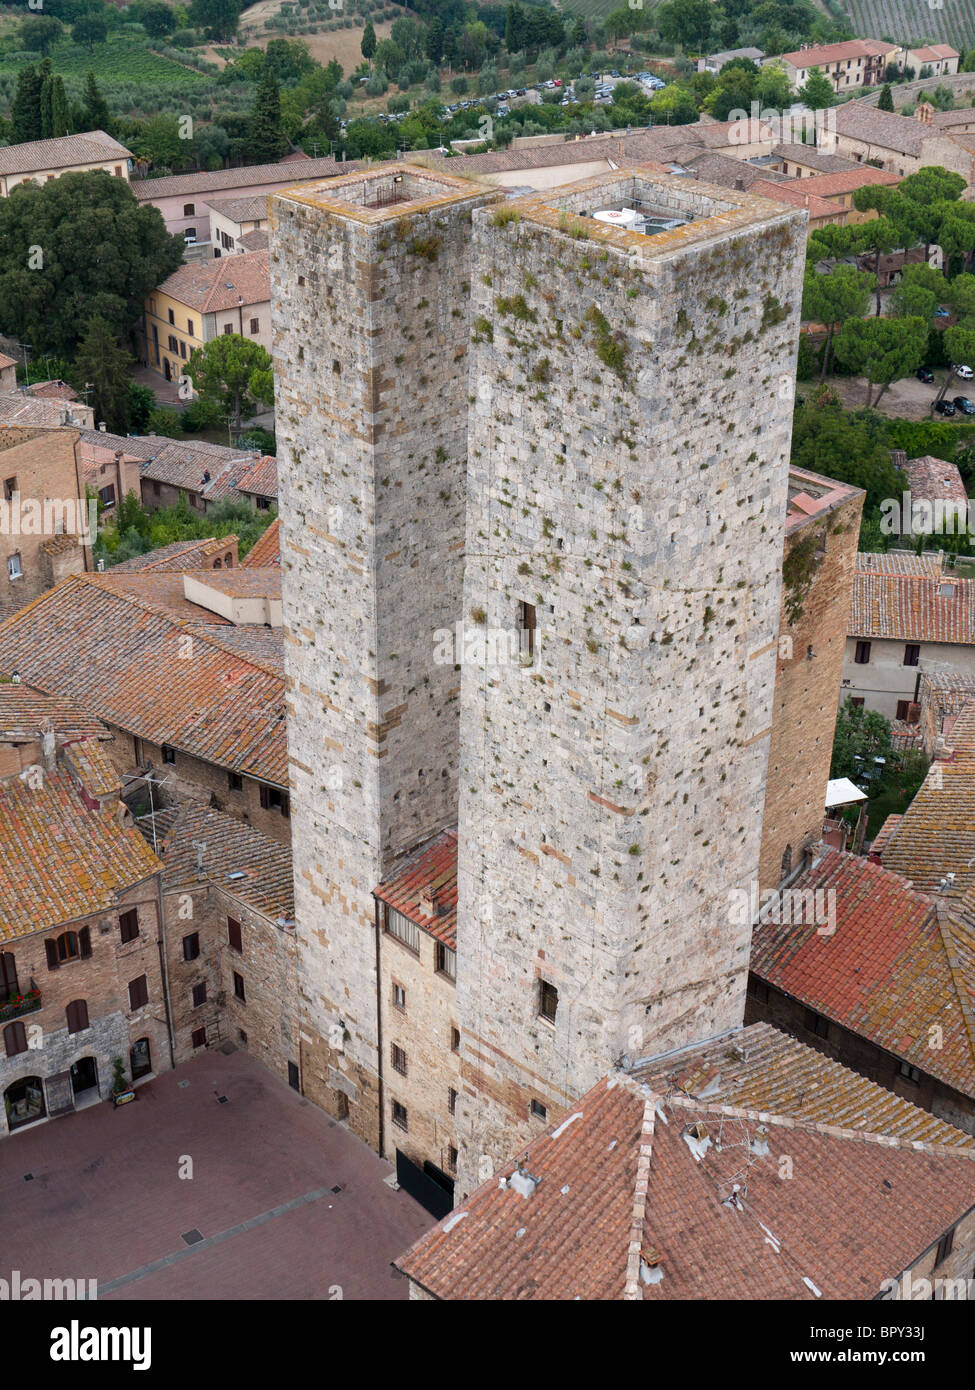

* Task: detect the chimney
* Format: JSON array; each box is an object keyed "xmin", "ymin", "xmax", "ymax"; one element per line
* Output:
[
  {"xmin": 916, "ymin": 101, "xmax": 934, "ymax": 124},
  {"xmin": 418, "ymin": 892, "xmax": 438, "ymax": 917},
  {"xmin": 98, "ymin": 421, "xmax": 107, "ymax": 431},
  {"xmin": 889, "ymin": 448, "xmax": 907, "ymax": 469}
]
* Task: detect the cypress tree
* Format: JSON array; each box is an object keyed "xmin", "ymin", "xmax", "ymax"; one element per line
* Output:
[
  {"xmin": 877, "ymin": 83, "xmax": 894, "ymax": 112},
  {"xmin": 247, "ymin": 67, "xmax": 287, "ymax": 163},
  {"xmin": 11, "ymin": 65, "xmax": 43, "ymax": 145},
  {"xmin": 82, "ymin": 70, "xmax": 111, "ymax": 134},
  {"xmin": 40, "ymin": 58, "xmax": 54, "ymax": 140},
  {"xmin": 361, "ymin": 21, "xmax": 377, "ymax": 62},
  {"xmin": 50, "ymin": 76, "xmax": 70, "ymax": 137}
]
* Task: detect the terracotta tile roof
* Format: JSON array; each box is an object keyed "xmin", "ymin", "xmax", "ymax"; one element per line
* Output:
[
  {"xmin": 63, "ymin": 736, "xmax": 121, "ymax": 798},
  {"xmin": 188, "ymin": 623, "xmax": 282, "ymax": 670},
  {"xmin": 857, "ymin": 551, "xmax": 941, "ymax": 576},
  {"xmin": 242, "ymin": 517, "xmax": 280, "ymax": 568},
  {"xmin": 786, "ymin": 466, "xmax": 863, "ymax": 533},
  {"xmin": 238, "ymin": 229, "xmax": 269, "ymax": 252},
  {"xmin": 773, "ymin": 142, "xmax": 859, "ymax": 172},
  {"xmin": 139, "ymin": 802, "xmax": 293, "ymax": 923},
  {"xmin": 891, "ymin": 718, "xmax": 924, "ymax": 750},
  {"xmin": 40, "ymin": 532, "xmax": 84, "ymax": 558},
  {"xmin": 0, "ymin": 685, "xmax": 106, "ymax": 743},
  {"xmin": 832, "ymin": 104, "xmax": 925, "ymax": 157},
  {"xmin": 0, "ymin": 575, "xmax": 287, "ymax": 787},
  {"xmin": 154, "ymin": 250, "xmax": 269, "ymax": 314},
  {"xmin": 849, "ymin": 567, "xmax": 975, "ymax": 642},
  {"xmin": 882, "ymin": 704, "xmax": 975, "ymax": 890},
  {"xmin": 799, "ymin": 167, "xmax": 901, "ymax": 197},
  {"xmin": 678, "ymin": 152, "xmax": 788, "ymax": 188},
  {"xmin": 108, "ymin": 537, "xmax": 236, "ymax": 573},
  {"xmin": 131, "ymin": 154, "xmax": 356, "ymax": 201},
  {"xmin": 749, "ymin": 178, "xmax": 838, "ymax": 218},
  {"xmin": 374, "ymin": 829, "xmax": 458, "ymax": 949},
  {"xmin": 631, "ymin": 1021, "xmax": 969, "ymax": 1145},
  {"xmin": 92, "ymin": 571, "xmax": 232, "ymax": 624},
  {"xmin": 27, "ymin": 380, "xmax": 78, "ymax": 401},
  {"xmin": 396, "ymin": 1058, "xmax": 975, "ymax": 1300},
  {"xmin": 140, "ymin": 440, "xmax": 261, "ymax": 502},
  {"xmin": 911, "ymin": 44, "xmax": 959, "ymax": 60},
  {"xmin": 0, "ymin": 393, "xmax": 91, "ymax": 427},
  {"xmin": 191, "ymin": 567, "xmax": 280, "ymax": 600},
  {"xmin": 0, "ymin": 766, "xmax": 161, "ymax": 943},
  {"xmin": 870, "ymin": 814, "xmax": 903, "ymax": 855},
  {"xmin": 204, "ymin": 193, "xmax": 269, "ymax": 224},
  {"xmin": 750, "ymin": 848, "xmax": 975, "ymax": 1098},
  {"xmin": 780, "ymin": 39, "xmax": 891, "ymax": 67},
  {"xmin": 0, "ymin": 353, "xmax": 17, "ymax": 370},
  {"xmin": 236, "ymin": 454, "xmax": 277, "ymax": 500},
  {"xmin": 77, "ymin": 429, "xmax": 160, "ymax": 460},
  {"xmin": 0, "ymin": 130, "xmax": 131, "ymax": 178},
  {"xmin": 902, "ymin": 454, "xmax": 968, "ymax": 509}
]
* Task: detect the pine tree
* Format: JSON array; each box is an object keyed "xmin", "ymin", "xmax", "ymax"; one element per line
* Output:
[
  {"xmin": 315, "ymin": 95, "xmax": 339, "ymax": 149},
  {"xmin": 82, "ymin": 71, "xmax": 111, "ymax": 134},
  {"xmin": 11, "ymin": 65, "xmax": 43, "ymax": 145},
  {"xmin": 361, "ymin": 21, "xmax": 377, "ymax": 62},
  {"xmin": 247, "ymin": 67, "xmax": 287, "ymax": 163},
  {"xmin": 877, "ymin": 83, "xmax": 894, "ymax": 112}
]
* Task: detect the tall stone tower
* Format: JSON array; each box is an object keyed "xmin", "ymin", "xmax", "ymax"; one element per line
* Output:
[
  {"xmin": 269, "ymin": 167, "xmax": 498, "ymax": 1146},
  {"xmin": 454, "ymin": 173, "xmax": 807, "ymax": 1193}
]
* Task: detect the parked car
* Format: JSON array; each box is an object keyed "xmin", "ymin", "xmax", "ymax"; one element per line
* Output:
[
  {"xmin": 936, "ymin": 306, "xmax": 951, "ymax": 318},
  {"xmin": 916, "ymin": 367, "xmax": 935, "ymax": 383},
  {"xmin": 956, "ymin": 364, "xmax": 974, "ymax": 379},
  {"xmin": 935, "ymin": 399, "xmax": 957, "ymax": 416},
  {"xmin": 954, "ymin": 396, "xmax": 975, "ymax": 414}
]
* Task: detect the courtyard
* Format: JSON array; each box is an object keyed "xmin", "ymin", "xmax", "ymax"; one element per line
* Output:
[{"xmin": 0, "ymin": 1050, "xmax": 433, "ymax": 1301}]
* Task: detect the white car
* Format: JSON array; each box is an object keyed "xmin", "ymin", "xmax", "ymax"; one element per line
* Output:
[{"xmin": 956, "ymin": 364, "xmax": 974, "ymax": 379}]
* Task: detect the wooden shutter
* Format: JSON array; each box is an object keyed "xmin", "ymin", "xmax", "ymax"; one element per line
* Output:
[
  {"xmin": 4, "ymin": 1020, "xmax": 27, "ymax": 1057},
  {"xmin": 66, "ymin": 999, "xmax": 89, "ymax": 1034},
  {"xmin": 79, "ymin": 926, "xmax": 92, "ymax": 959},
  {"xmin": 45, "ymin": 939, "xmax": 59, "ymax": 971},
  {"xmin": 259, "ymin": 785, "xmax": 270, "ymax": 810},
  {"xmin": 119, "ymin": 910, "xmax": 139, "ymax": 944},
  {"xmin": 128, "ymin": 975, "xmax": 148, "ymax": 1010},
  {"xmin": 0, "ymin": 951, "xmax": 18, "ymax": 995},
  {"xmin": 227, "ymin": 918, "xmax": 242, "ymax": 952}
]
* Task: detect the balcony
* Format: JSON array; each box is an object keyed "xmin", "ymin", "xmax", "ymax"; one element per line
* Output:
[{"xmin": 0, "ymin": 982, "xmax": 41, "ymax": 1024}]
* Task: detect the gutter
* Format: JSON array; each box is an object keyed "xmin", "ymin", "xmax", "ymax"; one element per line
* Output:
[{"xmin": 374, "ymin": 892, "xmax": 385, "ymax": 1159}]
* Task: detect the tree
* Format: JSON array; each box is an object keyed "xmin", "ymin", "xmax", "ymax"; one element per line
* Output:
[
  {"xmin": 82, "ymin": 71, "xmax": 112, "ymax": 133},
  {"xmin": 424, "ymin": 17, "xmax": 444, "ymax": 64},
  {"xmin": 800, "ymin": 67, "xmax": 834, "ymax": 109},
  {"xmin": 10, "ymin": 66, "xmax": 43, "ymax": 145},
  {"xmin": 49, "ymin": 75, "xmax": 70, "ymax": 138},
  {"xmin": 0, "ymin": 170, "xmax": 184, "ymax": 357},
  {"xmin": 185, "ymin": 334, "xmax": 274, "ymax": 437},
  {"xmin": 877, "ymin": 83, "xmax": 894, "ymax": 112},
  {"xmin": 833, "ymin": 314, "xmax": 927, "ymax": 407},
  {"xmin": 247, "ymin": 67, "xmax": 287, "ymax": 163},
  {"xmin": 18, "ymin": 15, "xmax": 65, "ymax": 56},
  {"xmin": 361, "ymin": 21, "xmax": 377, "ymax": 62},
  {"xmin": 802, "ymin": 264, "xmax": 874, "ymax": 381},
  {"xmin": 831, "ymin": 698, "xmax": 893, "ymax": 782},
  {"xmin": 655, "ymin": 0, "xmax": 712, "ymax": 50},
  {"xmin": 73, "ymin": 13, "xmax": 108, "ymax": 51},
  {"xmin": 140, "ymin": 2, "xmax": 177, "ymax": 38},
  {"xmin": 790, "ymin": 394, "xmax": 907, "ymax": 517},
  {"xmin": 75, "ymin": 316, "xmax": 134, "ymax": 433},
  {"xmin": 188, "ymin": 0, "xmax": 241, "ymax": 42}
]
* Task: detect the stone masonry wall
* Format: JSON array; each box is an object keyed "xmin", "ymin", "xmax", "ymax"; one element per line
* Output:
[
  {"xmin": 454, "ymin": 175, "xmax": 807, "ymax": 1193},
  {"xmin": 269, "ymin": 169, "xmax": 500, "ymax": 1146}
]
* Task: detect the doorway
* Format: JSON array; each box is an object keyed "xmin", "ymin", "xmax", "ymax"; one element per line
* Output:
[
  {"xmin": 70, "ymin": 1056, "xmax": 98, "ymax": 1095},
  {"xmin": 4, "ymin": 1077, "xmax": 45, "ymax": 1130},
  {"xmin": 130, "ymin": 1038, "xmax": 151, "ymax": 1080}
]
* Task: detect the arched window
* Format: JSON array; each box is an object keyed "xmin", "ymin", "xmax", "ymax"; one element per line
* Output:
[
  {"xmin": 3, "ymin": 1021, "xmax": 27, "ymax": 1057},
  {"xmin": 65, "ymin": 999, "xmax": 89, "ymax": 1034},
  {"xmin": 45, "ymin": 928, "xmax": 91, "ymax": 969}
]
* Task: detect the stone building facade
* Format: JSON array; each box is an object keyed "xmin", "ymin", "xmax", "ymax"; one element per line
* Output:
[
  {"xmin": 757, "ymin": 466, "xmax": 863, "ymax": 892},
  {"xmin": 0, "ymin": 426, "xmax": 91, "ymax": 618},
  {"xmin": 452, "ymin": 174, "xmax": 806, "ymax": 1193},
  {"xmin": 270, "ymin": 167, "xmax": 500, "ymax": 1148}
]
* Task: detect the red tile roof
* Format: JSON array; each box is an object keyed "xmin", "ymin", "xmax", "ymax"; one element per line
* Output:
[
  {"xmin": 242, "ymin": 517, "xmax": 280, "ymax": 568},
  {"xmin": 0, "ymin": 684, "xmax": 107, "ymax": 743},
  {"xmin": 750, "ymin": 848, "xmax": 975, "ymax": 1098},
  {"xmin": 749, "ymin": 178, "xmax": 838, "ymax": 219},
  {"xmin": 155, "ymin": 250, "xmax": 269, "ymax": 315},
  {"xmin": 374, "ymin": 828, "xmax": 457, "ymax": 948},
  {"xmin": 0, "ymin": 766, "xmax": 161, "ymax": 944},
  {"xmin": 236, "ymin": 454, "xmax": 278, "ymax": 500},
  {"xmin": 109, "ymin": 537, "xmax": 237, "ymax": 573},
  {"xmin": 0, "ymin": 130, "xmax": 132, "ymax": 178},
  {"xmin": 798, "ymin": 167, "xmax": 901, "ymax": 197},
  {"xmin": 850, "ymin": 567, "xmax": 975, "ymax": 642},
  {"xmin": 0, "ymin": 575, "xmax": 287, "ymax": 787},
  {"xmin": 396, "ymin": 1058, "xmax": 975, "ymax": 1300},
  {"xmin": 780, "ymin": 39, "xmax": 892, "ymax": 67},
  {"xmin": 902, "ymin": 454, "xmax": 968, "ymax": 509}
]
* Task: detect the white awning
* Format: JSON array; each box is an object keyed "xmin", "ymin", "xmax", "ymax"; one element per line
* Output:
[{"xmin": 825, "ymin": 777, "xmax": 868, "ymax": 809}]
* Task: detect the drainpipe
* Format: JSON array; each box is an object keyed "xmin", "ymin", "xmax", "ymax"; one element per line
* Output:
[
  {"xmin": 374, "ymin": 894, "xmax": 385, "ymax": 1159},
  {"xmin": 155, "ymin": 872, "xmax": 176, "ymax": 1072}
]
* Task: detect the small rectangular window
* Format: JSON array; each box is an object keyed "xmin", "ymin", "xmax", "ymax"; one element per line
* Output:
[
  {"xmin": 187, "ymin": 319, "xmax": 194, "ymax": 336},
  {"xmin": 392, "ymin": 1100, "xmax": 408, "ymax": 1131},
  {"xmin": 448, "ymin": 1087, "xmax": 457, "ymax": 1115},
  {"xmin": 391, "ymin": 1043, "xmax": 407, "ymax": 1076},
  {"xmin": 224, "ymin": 324, "xmax": 233, "ymax": 335},
  {"xmin": 2, "ymin": 477, "xmax": 16, "ymax": 501},
  {"xmin": 192, "ymin": 982, "xmax": 207, "ymax": 1008},
  {"xmin": 392, "ymin": 982, "xmax": 406, "ymax": 1010},
  {"xmin": 7, "ymin": 553, "xmax": 22, "ymax": 581},
  {"xmin": 448, "ymin": 1145, "xmax": 458, "ymax": 1171},
  {"xmin": 935, "ymin": 1229, "xmax": 955, "ymax": 1267},
  {"xmin": 451, "ymin": 1026, "xmax": 460, "ymax": 1052},
  {"xmin": 162, "ymin": 745, "xmax": 176, "ymax": 764},
  {"xmin": 899, "ymin": 1060, "xmax": 922, "ymax": 1084},
  {"xmin": 518, "ymin": 599, "xmax": 536, "ymax": 660},
  {"xmin": 191, "ymin": 1026, "xmax": 207, "ymax": 1049},
  {"xmin": 128, "ymin": 975, "xmax": 149, "ymax": 1010},
  {"xmin": 228, "ymin": 772, "xmax": 243, "ymax": 791},
  {"xmin": 904, "ymin": 643, "xmax": 920, "ymax": 667},
  {"xmin": 288, "ymin": 1061, "xmax": 300, "ymax": 1091},
  {"xmin": 854, "ymin": 641, "xmax": 871, "ymax": 665},
  {"xmin": 531, "ymin": 1099, "xmax": 547, "ymax": 1119},
  {"xmin": 178, "ymin": 341, "xmax": 187, "ymax": 360},
  {"xmin": 227, "ymin": 918, "xmax": 242, "ymax": 953},
  {"xmin": 250, "ymin": 318, "xmax": 259, "ymax": 334},
  {"xmin": 804, "ymin": 1008, "xmax": 829, "ymax": 1038},
  {"xmin": 119, "ymin": 909, "xmax": 139, "ymax": 944},
  {"xmin": 896, "ymin": 700, "xmax": 910, "ymax": 722},
  {"xmin": 435, "ymin": 940, "xmax": 456, "ymax": 980},
  {"xmin": 850, "ymin": 696, "xmax": 865, "ymax": 708},
  {"xmin": 539, "ymin": 979, "xmax": 558, "ymax": 1023},
  {"xmin": 168, "ymin": 308, "xmax": 175, "ymax": 325},
  {"xmin": 385, "ymin": 905, "xmax": 420, "ymax": 954},
  {"xmin": 233, "ymin": 971, "xmax": 246, "ymax": 1003},
  {"xmin": 183, "ymin": 932, "xmax": 200, "ymax": 962}
]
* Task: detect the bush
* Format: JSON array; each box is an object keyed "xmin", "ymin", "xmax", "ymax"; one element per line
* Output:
[
  {"xmin": 796, "ymin": 335, "xmax": 817, "ymax": 381},
  {"xmin": 147, "ymin": 407, "xmax": 183, "ymax": 437},
  {"xmin": 387, "ymin": 92, "xmax": 410, "ymax": 112},
  {"xmin": 450, "ymin": 75, "xmax": 468, "ymax": 95}
]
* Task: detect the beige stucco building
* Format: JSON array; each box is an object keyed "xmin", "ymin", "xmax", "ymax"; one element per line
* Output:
[
  {"xmin": 0, "ymin": 131, "xmax": 132, "ymax": 197},
  {"xmin": 142, "ymin": 250, "xmax": 270, "ymax": 385}
]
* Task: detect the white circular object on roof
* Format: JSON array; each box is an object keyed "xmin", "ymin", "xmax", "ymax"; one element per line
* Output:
[{"xmin": 593, "ymin": 207, "xmax": 643, "ymax": 227}]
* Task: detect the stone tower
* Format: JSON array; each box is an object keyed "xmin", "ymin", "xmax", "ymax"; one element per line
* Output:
[
  {"xmin": 454, "ymin": 173, "xmax": 807, "ymax": 1193},
  {"xmin": 269, "ymin": 167, "xmax": 498, "ymax": 1146}
]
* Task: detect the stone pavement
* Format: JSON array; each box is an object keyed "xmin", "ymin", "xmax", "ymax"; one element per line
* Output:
[{"xmin": 0, "ymin": 1050, "xmax": 433, "ymax": 1300}]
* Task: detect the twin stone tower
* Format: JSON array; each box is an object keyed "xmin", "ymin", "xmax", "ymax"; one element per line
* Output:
[{"xmin": 268, "ymin": 163, "xmax": 805, "ymax": 1198}]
